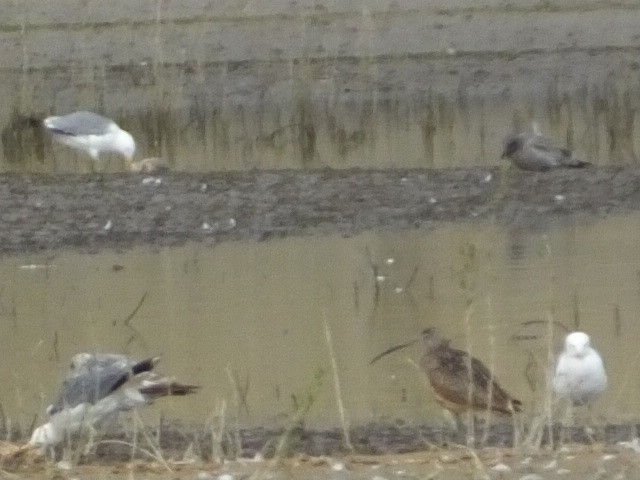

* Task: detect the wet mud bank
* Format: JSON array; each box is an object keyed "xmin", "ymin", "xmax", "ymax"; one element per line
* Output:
[
  {"xmin": 11, "ymin": 420, "xmax": 639, "ymax": 462},
  {"xmin": 1, "ymin": 167, "xmax": 640, "ymax": 255}
]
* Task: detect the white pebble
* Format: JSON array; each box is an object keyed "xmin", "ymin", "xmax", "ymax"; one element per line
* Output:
[
  {"xmin": 251, "ymin": 452, "xmax": 265, "ymax": 462},
  {"xmin": 165, "ymin": 205, "xmax": 171, "ymax": 211},
  {"xmin": 103, "ymin": 220, "xmax": 113, "ymax": 231},
  {"xmin": 385, "ymin": 258, "xmax": 395, "ymax": 265},
  {"xmin": 201, "ymin": 222, "xmax": 211, "ymax": 231},
  {"xmin": 20, "ymin": 264, "xmax": 45, "ymax": 270},
  {"xmin": 375, "ymin": 275, "xmax": 386, "ymax": 282},
  {"xmin": 394, "ymin": 287, "xmax": 404, "ymax": 294},
  {"xmin": 519, "ymin": 475, "xmax": 543, "ymax": 480},
  {"xmin": 554, "ymin": 194, "xmax": 565, "ymax": 202},
  {"xmin": 197, "ymin": 473, "xmax": 215, "ymax": 480},
  {"xmin": 218, "ymin": 474, "xmax": 235, "ymax": 480},
  {"xmin": 483, "ymin": 173, "xmax": 493, "ymax": 183},
  {"xmin": 200, "ymin": 183, "xmax": 208, "ymax": 192},
  {"xmin": 400, "ymin": 177, "xmax": 408, "ymax": 183},
  {"xmin": 446, "ymin": 47, "xmax": 456, "ymax": 55},
  {"xmin": 491, "ymin": 463, "xmax": 511, "ymax": 473},
  {"xmin": 602, "ymin": 454, "xmax": 616, "ymax": 461},
  {"xmin": 543, "ymin": 459, "xmax": 557, "ymax": 470},
  {"xmin": 331, "ymin": 462, "xmax": 346, "ymax": 471},
  {"xmin": 56, "ymin": 460, "xmax": 72, "ymax": 470},
  {"xmin": 429, "ymin": 197, "xmax": 437, "ymax": 204},
  {"xmin": 227, "ymin": 218, "xmax": 237, "ymax": 228}
]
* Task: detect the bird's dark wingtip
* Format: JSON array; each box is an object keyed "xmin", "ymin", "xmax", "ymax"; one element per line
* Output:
[
  {"xmin": 45, "ymin": 127, "xmax": 76, "ymax": 137},
  {"xmin": 132, "ymin": 357, "xmax": 159, "ymax": 375},
  {"xmin": 568, "ymin": 160, "xmax": 592, "ymax": 169},
  {"xmin": 511, "ymin": 398, "xmax": 523, "ymax": 413}
]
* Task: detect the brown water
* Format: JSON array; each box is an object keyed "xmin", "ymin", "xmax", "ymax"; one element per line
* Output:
[
  {"xmin": 1, "ymin": 214, "xmax": 638, "ymax": 436},
  {"xmin": 1, "ymin": 1, "xmax": 640, "ymax": 172}
]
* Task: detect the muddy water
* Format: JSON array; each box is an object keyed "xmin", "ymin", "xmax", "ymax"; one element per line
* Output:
[
  {"xmin": 1, "ymin": 214, "xmax": 639, "ymax": 438},
  {"xmin": 1, "ymin": 2, "xmax": 640, "ymax": 172}
]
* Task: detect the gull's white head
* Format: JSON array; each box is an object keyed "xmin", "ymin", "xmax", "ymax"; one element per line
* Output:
[
  {"xmin": 70, "ymin": 352, "xmax": 92, "ymax": 368},
  {"xmin": 115, "ymin": 129, "xmax": 136, "ymax": 162},
  {"xmin": 29, "ymin": 423, "xmax": 63, "ymax": 447},
  {"xmin": 564, "ymin": 331, "xmax": 592, "ymax": 358}
]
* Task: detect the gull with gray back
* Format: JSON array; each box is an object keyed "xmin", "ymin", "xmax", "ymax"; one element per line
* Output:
[
  {"xmin": 501, "ymin": 130, "xmax": 590, "ymax": 171},
  {"xmin": 44, "ymin": 111, "xmax": 136, "ymax": 168},
  {"xmin": 30, "ymin": 353, "xmax": 199, "ymax": 449}
]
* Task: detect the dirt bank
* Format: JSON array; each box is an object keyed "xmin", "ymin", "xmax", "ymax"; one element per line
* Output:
[{"xmin": 0, "ymin": 167, "xmax": 638, "ymax": 255}]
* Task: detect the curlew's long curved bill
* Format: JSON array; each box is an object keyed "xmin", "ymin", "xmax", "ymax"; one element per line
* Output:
[{"xmin": 370, "ymin": 339, "xmax": 418, "ymax": 365}]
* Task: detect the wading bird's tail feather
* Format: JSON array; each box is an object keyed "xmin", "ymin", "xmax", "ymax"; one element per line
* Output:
[{"xmin": 510, "ymin": 398, "xmax": 523, "ymax": 413}]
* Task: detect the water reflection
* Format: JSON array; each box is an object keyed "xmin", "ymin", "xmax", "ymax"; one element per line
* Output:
[
  {"xmin": 0, "ymin": 214, "xmax": 638, "ymax": 433},
  {"xmin": 0, "ymin": 6, "xmax": 639, "ymax": 172}
]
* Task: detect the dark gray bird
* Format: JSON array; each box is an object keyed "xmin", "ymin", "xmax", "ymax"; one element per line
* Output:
[
  {"xmin": 501, "ymin": 132, "xmax": 590, "ymax": 171},
  {"xmin": 29, "ymin": 353, "xmax": 199, "ymax": 447},
  {"xmin": 419, "ymin": 328, "xmax": 522, "ymax": 430}
]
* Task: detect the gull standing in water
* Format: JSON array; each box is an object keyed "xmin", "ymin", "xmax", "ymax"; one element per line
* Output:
[
  {"xmin": 29, "ymin": 353, "xmax": 199, "ymax": 449},
  {"xmin": 552, "ymin": 331, "xmax": 607, "ymax": 443},
  {"xmin": 501, "ymin": 127, "xmax": 590, "ymax": 171},
  {"xmin": 419, "ymin": 328, "xmax": 523, "ymax": 435},
  {"xmin": 43, "ymin": 111, "xmax": 136, "ymax": 169},
  {"xmin": 552, "ymin": 332, "xmax": 607, "ymax": 407}
]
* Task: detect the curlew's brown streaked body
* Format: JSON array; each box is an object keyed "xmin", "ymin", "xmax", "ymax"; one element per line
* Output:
[{"xmin": 420, "ymin": 328, "xmax": 522, "ymax": 425}]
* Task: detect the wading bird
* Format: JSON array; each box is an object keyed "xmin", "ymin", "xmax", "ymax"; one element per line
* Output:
[
  {"xmin": 419, "ymin": 328, "xmax": 522, "ymax": 431},
  {"xmin": 552, "ymin": 331, "xmax": 607, "ymax": 407},
  {"xmin": 29, "ymin": 353, "xmax": 199, "ymax": 450},
  {"xmin": 371, "ymin": 328, "xmax": 522, "ymax": 440},
  {"xmin": 501, "ymin": 129, "xmax": 590, "ymax": 171},
  {"xmin": 43, "ymin": 111, "xmax": 136, "ymax": 169}
]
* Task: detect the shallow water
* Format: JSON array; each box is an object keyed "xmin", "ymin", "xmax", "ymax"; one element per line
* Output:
[{"xmin": 1, "ymin": 214, "xmax": 639, "ymax": 437}]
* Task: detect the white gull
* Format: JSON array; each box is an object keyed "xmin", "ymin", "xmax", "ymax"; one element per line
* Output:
[
  {"xmin": 43, "ymin": 111, "xmax": 136, "ymax": 166},
  {"xmin": 552, "ymin": 331, "xmax": 607, "ymax": 406}
]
